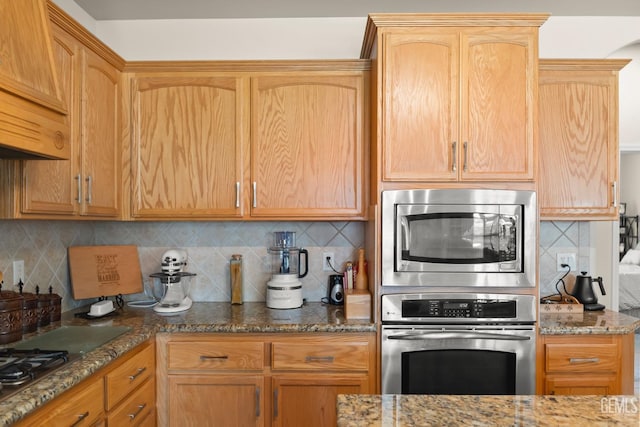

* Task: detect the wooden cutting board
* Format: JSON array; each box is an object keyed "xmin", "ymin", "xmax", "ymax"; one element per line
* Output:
[{"xmin": 69, "ymin": 245, "xmax": 143, "ymax": 299}]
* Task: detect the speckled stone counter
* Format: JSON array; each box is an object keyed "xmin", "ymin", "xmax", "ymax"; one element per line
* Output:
[
  {"xmin": 539, "ymin": 309, "xmax": 640, "ymax": 335},
  {"xmin": 337, "ymin": 394, "xmax": 640, "ymax": 426},
  {"xmin": 0, "ymin": 301, "xmax": 373, "ymax": 425}
]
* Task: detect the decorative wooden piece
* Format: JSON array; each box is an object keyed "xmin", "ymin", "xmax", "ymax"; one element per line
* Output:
[{"xmin": 68, "ymin": 245, "xmax": 143, "ymax": 299}]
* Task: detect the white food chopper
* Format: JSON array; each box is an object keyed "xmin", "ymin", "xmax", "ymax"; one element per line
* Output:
[
  {"xmin": 266, "ymin": 232, "xmax": 308, "ymax": 309},
  {"xmin": 152, "ymin": 249, "xmax": 195, "ymax": 314}
]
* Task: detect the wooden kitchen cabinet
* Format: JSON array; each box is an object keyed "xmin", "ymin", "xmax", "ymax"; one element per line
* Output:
[
  {"xmin": 362, "ymin": 14, "xmax": 547, "ymax": 183},
  {"xmin": 127, "ymin": 64, "xmax": 367, "ymax": 220},
  {"xmin": 1, "ymin": 10, "xmax": 123, "ymax": 220},
  {"xmin": 250, "ymin": 73, "xmax": 366, "ymax": 218},
  {"xmin": 156, "ymin": 332, "xmax": 376, "ymax": 427},
  {"xmin": 15, "ymin": 340, "xmax": 155, "ymax": 427},
  {"xmin": 129, "ymin": 73, "xmax": 248, "ymax": 218},
  {"xmin": 538, "ymin": 59, "xmax": 629, "ymax": 220},
  {"xmin": 537, "ymin": 333, "xmax": 634, "ymax": 395}
]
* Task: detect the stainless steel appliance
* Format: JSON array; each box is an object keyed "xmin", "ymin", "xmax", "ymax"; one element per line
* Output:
[
  {"xmin": 381, "ymin": 189, "xmax": 536, "ymax": 289},
  {"xmin": 328, "ymin": 274, "xmax": 344, "ymax": 305},
  {"xmin": 0, "ymin": 349, "xmax": 72, "ymax": 400},
  {"xmin": 381, "ymin": 293, "xmax": 536, "ymax": 395}
]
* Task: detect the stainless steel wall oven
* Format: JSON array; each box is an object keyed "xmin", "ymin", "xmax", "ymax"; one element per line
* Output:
[{"xmin": 381, "ymin": 293, "xmax": 536, "ymax": 395}]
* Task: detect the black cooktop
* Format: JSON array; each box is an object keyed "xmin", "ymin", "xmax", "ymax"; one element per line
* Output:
[{"xmin": 0, "ymin": 348, "xmax": 70, "ymax": 401}]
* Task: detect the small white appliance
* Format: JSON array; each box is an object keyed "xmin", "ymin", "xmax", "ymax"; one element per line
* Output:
[
  {"xmin": 266, "ymin": 232, "xmax": 308, "ymax": 309},
  {"xmin": 152, "ymin": 249, "xmax": 195, "ymax": 314}
]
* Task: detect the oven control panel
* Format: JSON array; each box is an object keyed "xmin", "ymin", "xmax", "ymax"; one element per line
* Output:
[
  {"xmin": 402, "ymin": 299, "xmax": 517, "ymax": 319},
  {"xmin": 381, "ymin": 293, "xmax": 536, "ymax": 323}
]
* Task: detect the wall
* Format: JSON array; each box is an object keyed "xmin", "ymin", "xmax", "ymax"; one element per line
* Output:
[{"xmin": 0, "ymin": 220, "xmax": 364, "ymax": 313}]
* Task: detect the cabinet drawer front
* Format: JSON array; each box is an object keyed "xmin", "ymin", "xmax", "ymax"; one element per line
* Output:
[
  {"xmin": 168, "ymin": 341, "xmax": 264, "ymax": 370},
  {"xmin": 108, "ymin": 378, "xmax": 155, "ymax": 426},
  {"xmin": 49, "ymin": 379, "xmax": 104, "ymax": 427},
  {"xmin": 272, "ymin": 342, "xmax": 369, "ymax": 371},
  {"xmin": 105, "ymin": 343, "xmax": 155, "ymax": 410},
  {"xmin": 545, "ymin": 343, "xmax": 619, "ymax": 373}
]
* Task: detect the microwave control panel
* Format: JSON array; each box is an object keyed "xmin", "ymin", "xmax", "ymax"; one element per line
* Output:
[{"xmin": 401, "ymin": 299, "xmax": 517, "ymax": 319}]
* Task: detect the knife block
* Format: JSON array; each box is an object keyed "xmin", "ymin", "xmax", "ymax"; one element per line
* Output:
[{"xmin": 344, "ymin": 289, "xmax": 371, "ymax": 320}]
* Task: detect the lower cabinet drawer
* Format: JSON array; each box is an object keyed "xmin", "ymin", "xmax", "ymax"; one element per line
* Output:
[
  {"xmin": 545, "ymin": 343, "xmax": 619, "ymax": 373},
  {"xmin": 108, "ymin": 378, "xmax": 155, "ymax": 426},
  {"xmin": 105, "ymin": 342, "xmax": 155, "ymax": 410},
  {"xmin": 168, "ymin": 341, "xmax": 264, "ymax": 371},
  {"xmin": 36, "ymin": 378, "xmax": 104, "ymax": 427},
  {"xmin": 272, "ymin": 341, "xmax": 370, "ymax": 371}
]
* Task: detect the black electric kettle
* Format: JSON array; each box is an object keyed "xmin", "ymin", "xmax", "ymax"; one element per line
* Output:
[{"xmin": 571, "ymin": 271, "xmax": 606, "ymax": 311}]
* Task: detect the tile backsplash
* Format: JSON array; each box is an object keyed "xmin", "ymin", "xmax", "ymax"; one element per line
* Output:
[
  {"xmin": 0, "ymin": 220, "xmax": 364, "ymax": 313},
  {"xmin": 0, "ymin": 219, "xmax": 589, "ymax": 313}
]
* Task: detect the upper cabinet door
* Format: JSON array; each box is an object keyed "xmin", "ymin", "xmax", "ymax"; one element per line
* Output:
[
  {"xmin": 250, "ymin": 74, "xmax": 366, "ymax": 219},
  {"xmin": 381, "ymin": 31, "xmax": 459, "ymax": 181},
  {"xmin": 80, "ymin": 50, "xmax": 121, "ymax": 217},
  {"xmin": 538, "ymin": 60, "xmax": 628, "ymax": 220},
  {"xmin": 20, "ymin": 23, "xmax": 81, "ymax": 217},
  {"xmin": 130, "ymin": 75, "xmax": 246, "ymax": 218},
  {"xmin": 461, "ymin": 28, "xmax": 536, "ymax": 181}
]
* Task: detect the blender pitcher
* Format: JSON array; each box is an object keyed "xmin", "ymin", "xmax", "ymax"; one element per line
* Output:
[{"xmin": 269, "ymin": 231, "xmax": 308, "ymax": 278}]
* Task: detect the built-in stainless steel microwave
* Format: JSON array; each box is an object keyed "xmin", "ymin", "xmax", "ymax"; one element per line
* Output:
[{"xmin": 381, "ymin": 189, "xmax": 537, "ymax": 288}]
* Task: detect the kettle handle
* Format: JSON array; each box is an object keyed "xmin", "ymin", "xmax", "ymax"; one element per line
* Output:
[
  {"xmin": 594, "ymin": 277, "xmax": 606, "ymax": 296},
  {"xmin": 298, "ymin": 248, "xmax": 309, "ymax": 278}
]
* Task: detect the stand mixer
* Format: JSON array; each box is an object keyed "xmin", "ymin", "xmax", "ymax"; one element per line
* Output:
[{"xmin": 152, "ymin": 249, "xmax": 195, "ymax": 314}]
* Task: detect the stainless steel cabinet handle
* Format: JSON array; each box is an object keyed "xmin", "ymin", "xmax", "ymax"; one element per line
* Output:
[
  {"xmin": 452, "ymin": 141, "xmax": 457, "ymax": 172},
  {"xmin": 252, "ymin": 182, "xmax": 257, "ymax": 208},
  {"xmin": 463, "ymin": 141, "xmax": 468, "ymax": 172},
  {"xmin": 305, "ymin": 355, "xmax": 335, "ymax": 363},
  {"xmin": 273, "ymin": 388, "xmax": 279, "ymax": 419},
  {"xmin": 255, "ymin": 386, "xmax": 261, "ymax": 417},
  {"xmin": 200, "ymin": 355, "xmax": 229, "ymax": 361},
  {"xmin": 70, "ymin": 411, "xmax": 89, "ymax": 427},
  {"xmin": 569, "ymin": 357, "xmax": 600, "ymax": 364},
  {"xmin": 75, "ymin": 174, "xmax": 82, "ymax": 204},
  {"xmin": 612, "ymin": 181, "xmax": 618, "ymax": 207},
  {"xmin": 85, "ymin": 175, "xmax": 92, "ymax": 204},
  {"xmin": 129, "ymin": 366, "xmax": 147, "ymax": 381},
  {"xmin": 128, "ymin": 403, "xmax": 147, "ymax": 420},
  {"xmin": 235, "ymin": 181, "xmax": 240, "ymax": 208}
]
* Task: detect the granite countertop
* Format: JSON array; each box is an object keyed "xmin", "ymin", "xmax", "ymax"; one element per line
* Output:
[
  {"xmin": 538, "ymin": 309, "xmax": 640, "ymax": 335},
  {"xmin": 337, "ymin": 394, "xmax": 640, "ymax": 426},
  {"xmin": 0, "ymin": 301, "xmax": 373, "ymax": 425}
]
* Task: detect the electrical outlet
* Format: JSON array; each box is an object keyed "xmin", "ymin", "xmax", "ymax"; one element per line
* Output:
[
  {"xmin": 13, "ymin": 260, "xmax": 24, "ymax": 286},
  {"xmin": 322, "ymin": 252, "xmax": 335, "ymax": 272},
  {"xmin": 556, "ymin": 253, "xmax": 577, "ymax": 272}
]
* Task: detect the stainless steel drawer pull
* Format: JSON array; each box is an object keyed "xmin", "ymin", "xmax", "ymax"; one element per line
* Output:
[
  {"xmin": 612, "ymin": 181, "xmax": 618, "ymax": 207},
  {"xmin": 70, "ymin": 411, "xmax": 89, "ymax": 427},
  {"xmin": 129, "ymin": 366, "xmax": 147, "ymax": 381},
  {"xmin": 305, "ymin": 355, "xmax": 335, "ymax": 363},
  {"xmin": 200, "ymin": 355, "xmax": 229, "ymax": 361},
  {"xmin": 569, "ymin": 357, "xmax": 600, "ymax": 364},
  {"xmin": 129, "ymin": 403, "xmax": 147, "ymax": 420}
]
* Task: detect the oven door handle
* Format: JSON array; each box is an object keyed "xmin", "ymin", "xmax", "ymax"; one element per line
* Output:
[{"xmin": 386, "ymin": 331, "xmax": 531, "ymax": 341}]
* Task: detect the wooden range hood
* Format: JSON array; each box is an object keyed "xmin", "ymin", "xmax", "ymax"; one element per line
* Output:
[{"xmin": 0, "ymin": 0, "xmax": 69, "ymax": 159}]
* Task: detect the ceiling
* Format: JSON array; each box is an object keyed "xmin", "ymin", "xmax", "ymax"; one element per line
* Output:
[{"xmin": 73, "ymin": 0, "xmax": 640, "ymax": 20}]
